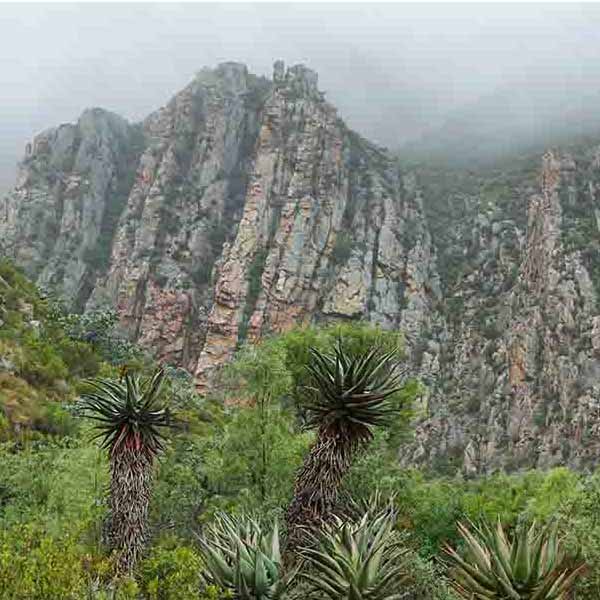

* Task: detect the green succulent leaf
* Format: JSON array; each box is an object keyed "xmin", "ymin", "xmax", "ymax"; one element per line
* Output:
[
  {"xmin": 197, "ymin": 513, "xmax": 295, "ymax": 600},
  {"xmin": 303, "ymin": 340, "xmax": 406, "ymax": 443}
]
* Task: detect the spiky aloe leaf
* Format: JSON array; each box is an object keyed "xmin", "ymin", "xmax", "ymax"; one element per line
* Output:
[
  {"xmin": 77, "ymin": 368, "xmax": 172, "ymax": 573},
  {"xmin": 285, "ymin": 341, "xmax": 407, "ymax": 556},
  {"xmin": 303, "ymin": 340, "xmax": 406, "ymax": 442},
  {"xmin": 444, "ymin": 520, "xmax": 585, "ymax": 599}
]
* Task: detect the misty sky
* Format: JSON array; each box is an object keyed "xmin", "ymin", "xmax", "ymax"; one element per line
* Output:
[{"xmin": 2, "ymin": 3, "xmax": 600, "ymax": 192}]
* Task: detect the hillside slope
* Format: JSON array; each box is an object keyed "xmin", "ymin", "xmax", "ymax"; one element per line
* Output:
[
  {"xmin": 408, "ymin": 147, "xmax": 600, "ymax": 473},
  {"xmin": 0, "ymin": 260, "xmax": 107, "ymax": 440}
]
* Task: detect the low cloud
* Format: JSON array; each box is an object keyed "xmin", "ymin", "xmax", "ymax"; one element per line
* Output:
[{"xmin": 2, "ymin": 3, "xmax": 600, "ymax": 190}]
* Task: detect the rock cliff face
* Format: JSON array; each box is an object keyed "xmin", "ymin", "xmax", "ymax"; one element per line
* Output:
[
  {"xmin": 0, "ymin": 61, "xmax": 439, "ymax": 387},
  {"xmin": 0, "ymin": 109, "xmax": 143, "ymax": 310},
  {"xmin": 408, "ymin": 147, "xmax": 600, "ymax": 473},
  {"xmin": 4, "ymin": 61, "xmax": 600, "ymax": 473}
]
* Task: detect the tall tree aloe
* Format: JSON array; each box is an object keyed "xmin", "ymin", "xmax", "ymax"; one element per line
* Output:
[
  {"xmin": 284, "ymin": 340, "xmax": 405, "ymax": 555},
  {"xmin": 79, "ymin": 369, "xmax": 171, "ymax": 573}
]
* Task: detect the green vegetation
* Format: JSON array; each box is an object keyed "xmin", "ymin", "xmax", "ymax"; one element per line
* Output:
[
  {"xmin": 47, "ymin": 301, "xmax": 142, "ymax": 366},
  {"xmin": 82, "ymin": 123, "xmax": 146, "ymax": 274},
  {"xmin": 191, "ymin": 262, "xmax": 214, "ymax": 286},
  {"xmin": 559, "ymin": 166, "xmax": 600, "ymax": 300},
  {"xmin": 0, "ymin": 260, "xmax": 106, "ymax": 441},
  {"xmin": 284, "ymin": 339, "xmax": 407, "ymax": 555},
  {"xmin": 0, "ymin": 258, "xmax": 599, "ymax": 598},
  {"xmin": 198, "ymin": 514, "xmax": 294, "ymax": 599},
  {"xmin": 237, "ymin": 248, "xmax": 268, "ymax": 344},
  {"xmin": 301, "ymin": 504, "xmax": 407, "ymax": 599},
  {"xmin": 188, "ymin": 221, "xmax": 230, "ymax": 287},
  {"xmin": 331, "ymin": 231, "xmax": 354, "ymax": 266}
]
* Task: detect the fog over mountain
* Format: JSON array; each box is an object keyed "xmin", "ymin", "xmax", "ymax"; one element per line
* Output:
[{"xmin": 2, "ymin": 2, "xmax": 600, "ymax": 193}]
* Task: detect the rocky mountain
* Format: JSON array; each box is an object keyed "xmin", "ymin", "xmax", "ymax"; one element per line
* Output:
[
  {"xmin": 0, "ymin": 62, "xmax": 440, "ymax": 389},
  {"xmin": 3, "ymin": 61, "xmax": 600, "ymax": 474}
]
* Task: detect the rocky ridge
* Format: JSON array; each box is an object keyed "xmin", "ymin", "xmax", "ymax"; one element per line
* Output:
[
  {"xmin": 0, "ymin": 61, "xmax": 440, "ymax": 390},
  {"xmin": 407, "ymin": 147, "xmax": 600, "ymax": 473}
]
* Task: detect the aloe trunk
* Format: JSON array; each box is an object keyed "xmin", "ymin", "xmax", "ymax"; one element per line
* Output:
[
  {"xmin": 79, "ymin": 369, "xmax": 170, "ymax": 575},
  {"xmin": 108, "ymin": 443, "xmax": 153, "ymax": 573},
  {"xmin": 284, "ymin": 430, "xmax": 356, "ymax": 554}
]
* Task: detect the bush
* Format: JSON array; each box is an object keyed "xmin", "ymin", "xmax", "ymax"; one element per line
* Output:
[
  {"xmin": 47, "ymin": 304, "xmax": 142, "ymax": 366},
  {"xmin": 19, "ymin": 333, "xmax": 69, "ymax": 387},
  {"xmin": 140, "ymin": 544, "xmax": 204, "ymax": 600},
  {"xmin": 200, "ymin": 403, "xmax": 311, "ymax": 518},
  {"xmin": 225, "ymin": 321, "xmax": 406, "ymax": 407},
  {"xmin": 0, "ymin": 373, "xmax": 75, "ymax": 440},
  {"xmin": 0, "ymin": 524, "xmax": 92, "ymax": 599},
  {"xmin": 331, "ymin": 231, "xmax": 353, "ymax": 265},
  {"xmin": 401, "ymin": 549, "xmax": 457, "ymax": 599}
]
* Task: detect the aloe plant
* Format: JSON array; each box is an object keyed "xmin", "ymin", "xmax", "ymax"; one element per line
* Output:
[
  {"xmin": 285, "ymin": 340, "xmax": 405, "ymax": 554},
  {"xmin": 79, "ymin": 368, "xmax": 171, "ymax": 573},
  {"xmin": 300, "ymin": 506, "xmax": 408, "ymax": 599},
  {"xmin": 443, "ymin": 520, "xmax": 585, "ymax": 599},
  {"xmin": 197, "ymin": 513, "xmax": 297, "ymax": 599}
]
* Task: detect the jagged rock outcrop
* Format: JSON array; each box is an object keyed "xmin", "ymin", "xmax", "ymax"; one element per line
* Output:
[
  {"xmin": 1, "ymin": 61, "xmax": 439, "ymax": 386},
  {"xmin": 193, "ymin": 66, "xmax": 440, "ymax": 389},
  {"xmin": 87, "ymin": 62, "xmax": 269, "ymax": 369},
  {"xmin": 0, "ymin": 109, "xmax": 143, "ymax": 310},
  {"xmin": 5, "ymin": 60, "xmax": 600, "ymax": 474}
]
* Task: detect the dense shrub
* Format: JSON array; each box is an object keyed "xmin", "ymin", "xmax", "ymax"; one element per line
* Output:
[
  {"xmin": 0, "ymin": 523, "xmax": 124, "ymax": 599},
  {"xmin": 140, "ymin": 543, "xmax": 204, "ymax": 599},
  {"xmin": 331, "ymin": 231, "xmax": 354, "ymax": 265}
]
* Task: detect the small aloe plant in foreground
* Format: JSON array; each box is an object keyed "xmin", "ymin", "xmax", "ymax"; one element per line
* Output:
[
  {"xmin": 443, "ymin": 519, "xmax": 586, "ymax": 599},
  {"xmin": 300, "ymin": 504, "xmax": 408, "ymax": 599},
  {"xmin": 197, "ymin": 512, "xmax": 297, "ymax": 599}
]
